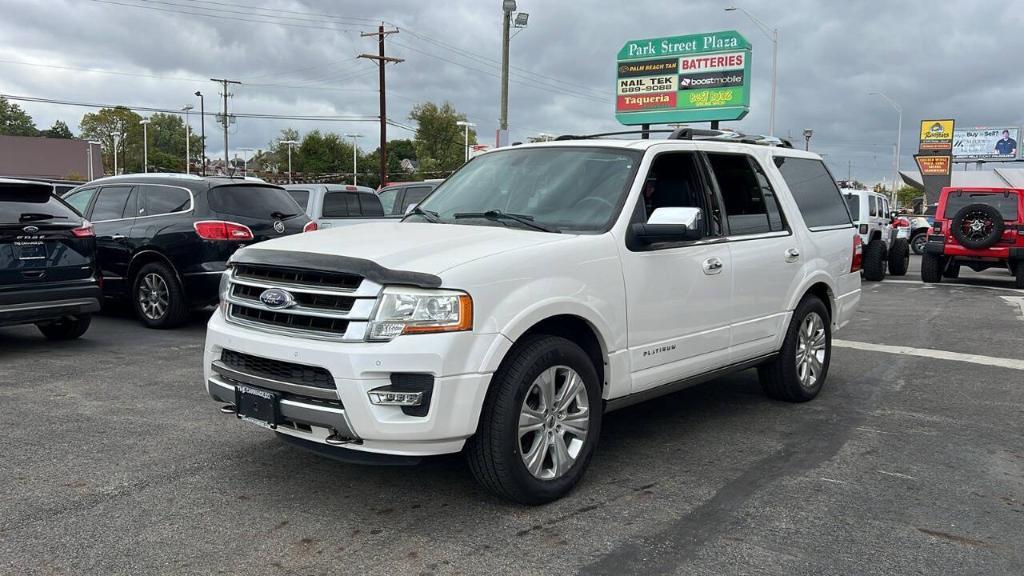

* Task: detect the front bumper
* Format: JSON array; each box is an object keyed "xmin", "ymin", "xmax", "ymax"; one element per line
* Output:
[{"xmin": 204, "ymin": 311, "xmax": 507, "ymax": 457}]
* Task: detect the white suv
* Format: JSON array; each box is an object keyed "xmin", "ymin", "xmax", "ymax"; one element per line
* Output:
[
  {"xmin": 842, "ymin": 188, "xmax": 910, "ymax": 280},
  {"xmin": 204, "ymin": 129, "xmax": 862, "ymax": 504}
]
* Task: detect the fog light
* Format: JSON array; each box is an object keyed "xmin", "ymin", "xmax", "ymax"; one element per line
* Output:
[{"xmin": 368, "ymin": 387, "xmax": 424, "ymax": 407}]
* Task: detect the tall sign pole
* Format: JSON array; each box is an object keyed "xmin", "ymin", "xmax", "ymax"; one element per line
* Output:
[
  {"xmin": 211, "ymin": 78, "xmax": 241, "ymax": 171},
  {"xmin": 359, "ymin": 25, "xmax": 402, "ymax": 188}
]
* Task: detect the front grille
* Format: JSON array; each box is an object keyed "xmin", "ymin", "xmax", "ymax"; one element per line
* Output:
[
  {"xmin": 225, "ymin": 263, "xmax": 377, "ymax": 340},
  {"xmin": 231, "ymin": 283, "xmax": 355, "ymax": 313},
  {"xmin": 230, "ymin": 304, "xmax": 350, "ymax": 335},
  {"xmin": 221, "ymin": 349, "xmax": 334, "ymax": 389},
  {"xmin": 234, "ymin": 264, "xmax": 361, "ymax": 291}
]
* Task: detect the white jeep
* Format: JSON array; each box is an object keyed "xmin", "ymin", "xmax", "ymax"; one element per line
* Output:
[
  {"xmin": 204, "ymin": 129, "xmax": 862, "ymax": 504},
  {"xmin": 842, "ymin": 188, "xmax": 910, "ymax": 281}
]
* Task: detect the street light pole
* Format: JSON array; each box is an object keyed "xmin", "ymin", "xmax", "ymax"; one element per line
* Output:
[
  {"xmin": 281, "ymin": 140, "xmax": 298, "ymax": 184},
  {"xmin": 182, "ymin": 105, "xmax": 193, "ymax": 174},
  {"xmin": 344, "ymin": 134, "xmax": 362, "ymax": 185},
  {"xmin": 456, "ymin": 121, "xmax": 476, "ymax": 162},
  {"xmin": 195, "ymin": 91, "xmax": 206, "ymax": 176},
  {"xmin": 870, "ymin": 91, "xmax": 903, "ymax": 206},
  {"xmin": 113, "ymin": 133, "xmax": 120, "ymax": 175},
  {"xmin": 725, "ymin": 6, "xmax": 778, "ymax": 136},
  {"xmin": 500, "ymin": 0, "xmax": 514, "ymax": 140},
  {"xmin": 239, "ymin": 147, "xmax": 254, "ymax": 177},
  {"xmin": 140, "ymin": 118, "xmax": 151, "ymax": 173}
]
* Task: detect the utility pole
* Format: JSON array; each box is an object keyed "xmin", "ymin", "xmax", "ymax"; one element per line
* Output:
[
  {"xmin": 359, "ymin": 25, "xmax": 402, "ymax": 188},
  {"xmin": 195, "ymin": 91, "xmax": 206, "ymax": 175},
  {"xmin": 210, "ymin": 78, "xmax": 241, "ymax": 172}
]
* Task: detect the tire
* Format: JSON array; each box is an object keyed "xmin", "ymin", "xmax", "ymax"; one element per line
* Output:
[
  {"xmin": 758, "ymin": 296, "xmax": 831, "ymax": 402},
  {"xmin": 862, "ymin": 239, "xmax": 886, "ymax": 281},
  {"xmin": 132, "ymin": 261, "xmax": 188, "ymax": 328},
  {"xmin": 921, "ymin": 253, "xmax": 943, "ymax": 283},
  {"xmin": 467, "ymin": 335, "xmax": 602, "ymax": 505},
  {"xmin": 888, "ymin": 238, "xmax": 910, "ymax": 276},
  {"xmin": 1014, "ymin": 262, "xmax": 1024, "ymax": 289},
  {"xmin": 910, "ymin": 232, "xmax": 927, "ymax": 255},
  {"xmin": 943, "ymin": 262, "xmax": 961, "ymax": 279},
  {"xmin": 37, "ymin": 314, "xmax": 91, "ymax": 340},
  {"xmin": 951, "ymin": 203, "xmax": 1005, "ymax": 249}
]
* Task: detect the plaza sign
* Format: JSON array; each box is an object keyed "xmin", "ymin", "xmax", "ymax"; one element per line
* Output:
[{"xmin": 616, "ymin": 30, "xmax": 751, "ymax": 125}]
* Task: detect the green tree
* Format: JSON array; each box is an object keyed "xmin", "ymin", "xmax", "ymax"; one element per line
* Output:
[
  {"xmin": 895, "ymin": 185, "xmax": 920, "ymax": 208},
  {"xmin": 0, "ymin": 96, "xmax": 39, "ymax": 136},
  {"xmin": 42, "ymin": 120, "xmax": 74, "ymax": 139},
  {"xmin": 265, "ymin": 128, "xmax": 301, "ymax": 173},
  {"xmin": 362, "ymin": 139, "xmax": 418, "ymax": 188},
  {"xmin": 80, "ymin": 106, "xmax": 143, "ymax": 174},
  {"xmin": 143, "ymin": 112, "xmax": 202, "ymax": 172},
  {"xmin": 409, "ymin": 101, "xmax": 475, "ymax": 178},
  {"xmin": 298, "ymin": 130, "xmax": 353, "ymax": 175}
]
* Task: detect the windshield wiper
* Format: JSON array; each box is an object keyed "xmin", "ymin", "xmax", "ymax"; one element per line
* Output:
[
  {"xmin": 406, "ymin": 206, "xmax": 441, "ymax": 223},
  {"xmin": 452, "ymin": 210, "xmax": 560, "ymax": 233},
  {"xmin": 271, "ymin": 210, "xmax": 297, "ymax": 219},
  {"xmin": 19, "ymin": 213, "xmax": 67, "ymax": 222}
]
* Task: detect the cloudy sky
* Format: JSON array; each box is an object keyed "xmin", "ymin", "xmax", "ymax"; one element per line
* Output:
[{"xmin": 1, "ymin": 0, "xmax": 1021, "ymax": 184}]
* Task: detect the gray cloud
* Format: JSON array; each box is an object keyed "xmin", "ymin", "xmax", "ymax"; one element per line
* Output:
[{"xmin": 0, "ymin": 0, "xmax": 1019, "ymax": 184}]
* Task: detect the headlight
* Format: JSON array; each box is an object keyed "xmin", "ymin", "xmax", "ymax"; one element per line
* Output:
[
  {"xmin": 368, "ymin": 287, "xmax": 473, "ymax": 341},
  {"xmin": 218, "ymin": 269, "xmax": 231, "ymax": 315}
]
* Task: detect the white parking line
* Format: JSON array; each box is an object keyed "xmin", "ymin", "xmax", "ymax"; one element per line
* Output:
[
  {"xmin": 880, "ymin": 279, "xmax": 1024, "ymax": 294},
  {"xmin": 1001, "ymin": 296, "xmax": 1024, "ymax": 321},
  {"xmin": 833, "ymin": 339, "xmax": 1024, "ymax": 371}
]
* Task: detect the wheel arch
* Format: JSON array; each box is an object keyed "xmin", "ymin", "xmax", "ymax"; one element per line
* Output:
[
  {"xmin": 127, "ymin": 249, "xmax": 183, "ymax": 289},
  {"xmin": 787, "ymin": 275, "xmax": 836, "ymax": 322}
]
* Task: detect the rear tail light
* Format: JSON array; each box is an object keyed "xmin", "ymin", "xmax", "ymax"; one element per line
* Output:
[
  {"xmin": 71, "ymin": 220, "xmax": 94, "ymax": 238},
  {"xmin": 193, "ymin": 220, "xmax": 254, "ymax": 241},
  {"xmin": 303, "ymin": 220, "xmax": 318, "ymax": 233},
  {"xmin": 850, "ymin": 234, "xmax": 863, "ymax": 273},
  {"xmin": 858, "ymin": 224, "xmax": 868, "ymax": 234}
]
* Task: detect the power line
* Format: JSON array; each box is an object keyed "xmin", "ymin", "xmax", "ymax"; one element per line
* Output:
[
  {"xmin": 0, "ymin": 93, "xmax": 380, "ymax": 122},
  {"xmin": 86, "ymin": 0, "xmax": 361, "ymax": 33}
]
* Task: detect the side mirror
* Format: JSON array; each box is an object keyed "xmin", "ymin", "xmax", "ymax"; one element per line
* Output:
[
  {"xmin": 404, "ymin": 203, "xmax": 418, "ymax": 215},
  {"xmin": 632, "ymin": 207, "xmax": 705, "ymax": 245}
]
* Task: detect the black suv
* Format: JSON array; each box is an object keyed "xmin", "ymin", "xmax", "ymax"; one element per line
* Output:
[
  {"xmin": 63, "ymin": 175, "xmax": 311, "ymax": 328},
  {"xmin": 1, "ymin": 178, "xmax": 101, "ymax": 339}
]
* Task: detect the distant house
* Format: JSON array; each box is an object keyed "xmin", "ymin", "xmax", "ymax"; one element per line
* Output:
[
  {"xmin": 0, "ymin": 135, "xmax": 103, "ymax": 180},
  {"xmin": 400, "ymin": 158, "xmax": 418, "ymax": 173}
]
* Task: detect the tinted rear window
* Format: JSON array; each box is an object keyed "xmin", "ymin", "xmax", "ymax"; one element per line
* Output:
[
  {"xmin": 358, "ymin": 193, "xmax": 384, "ymax": 217},
  {"xmin": 0, "ymin": 184, "xmax": 78, "ymax": 224},
  {"xmin": 287, "ymin": 189, "xmax": 312, "ymax": 210},
  {"xmin": 207, "ymin": 185, "xmax": 303, "ymax": 219},
  {"xmin": 774, "ymin": 157, "xmax": 852, "ymax": 229},
  {"xmin": 942, "ymin": 191, "xmax": 1019, "ymax": 220},
  {"xmin": 844, "ymin": 194, "xmax": 860, "ymax": 220}
]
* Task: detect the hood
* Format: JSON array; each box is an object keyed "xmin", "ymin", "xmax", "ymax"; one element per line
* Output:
[{"xmin": 234, "ymin": 221, "xmax": 575, "ymax": 276}]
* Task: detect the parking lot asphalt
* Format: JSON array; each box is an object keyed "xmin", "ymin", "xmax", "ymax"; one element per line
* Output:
[{"xmin": 2, "ymin": 256, "xmax": 1022, "ymax": 576}]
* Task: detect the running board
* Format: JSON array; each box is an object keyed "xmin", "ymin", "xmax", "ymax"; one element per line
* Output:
[{"xmin": 603, "ymin": 353, "xmax": 777, "ymax": 413}]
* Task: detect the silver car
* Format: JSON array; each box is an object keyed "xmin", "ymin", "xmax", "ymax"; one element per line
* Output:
[{"xmin": 283, "ymin": 184, "xmax": 385, "ymax": 229}]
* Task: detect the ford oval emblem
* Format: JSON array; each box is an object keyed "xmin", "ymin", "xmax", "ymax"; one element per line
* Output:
[
  {"xmin": 273, "ymin": 220, "xmax": 285, "ymax": 234},
  {"xmin": 259, "ymin": 288, "xmax": 295, "ymax": 309},
  {"xmin": 22, "ymin": 225, "xmax": 39, "ymax": 234}
]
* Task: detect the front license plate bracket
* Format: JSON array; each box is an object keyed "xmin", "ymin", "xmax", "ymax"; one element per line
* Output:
[{"xmin": 234, "ymin": 385, "xmax": 280, "ymax": 429}]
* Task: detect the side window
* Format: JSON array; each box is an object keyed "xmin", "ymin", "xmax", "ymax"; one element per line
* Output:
[
  {"xmin": 399, "ymin": 186, "xmax": 433, "ymax": 213},
  {"xmin": 378, "ymin": 188, "xmax": 399, "ymax": 215},
  {"xmin": 638, "ymin": 151, "xmax": 718, "ymax": 236},
  {"xmin": 869, "ymin": 195, "xmax": 877, "ymax": 217},
  {"xmin": 707, "ymin": 153, "xmax": 781, "ymax": 235},
  {"xmin": 141, "ymin": 185, "xmax": 191, "ymax": 217},
  {"xmin": 774, "ymin": 157, "xmax": 852, "ymax": 229},
  {"xmin": 321, "ymin": 191, "xmax": 350, "ymax": 217},
  {"xmin": 358, "ymin": 193, "xmax": 384, "ymax": 217},
  {"xmin": 64, "ymin": 187, "xmax": 97, "ymax": 216},
  {"xmin": 91, "ymin": 186, "xmax": 134, "ymax": 221},
  {"xmin": 287, "ymin": 189, "xmax": 311, "ymax": 211}
]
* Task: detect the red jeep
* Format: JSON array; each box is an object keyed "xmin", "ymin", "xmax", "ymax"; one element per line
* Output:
[{"xmin": 921, "ymin": 187, "xmax": 1024, "ymax": 288}]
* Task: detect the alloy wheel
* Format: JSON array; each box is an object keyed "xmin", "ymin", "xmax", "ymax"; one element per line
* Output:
[
  {"xmin": 518, "ymin": 365, "xmax": 590, "ymax": 480},
  {"xmin": 795, "ymin": 312, "xmax": 827, "ymax": 389},
  {"xmin": 139, "ymin": 272, "xmax": 169, "ymax": 320}
]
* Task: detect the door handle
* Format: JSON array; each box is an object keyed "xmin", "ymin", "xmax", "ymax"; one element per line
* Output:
[
  {"xmin": 111, "ymin": 234, "xmax": 126, "ymax": 241},
  {"xmin": 785, "ymin": 248, "xmax": 800, "ymax": 263},
  {"xmin": 702, "ymin": 257, "xmax": 724, "ymax": 275}
]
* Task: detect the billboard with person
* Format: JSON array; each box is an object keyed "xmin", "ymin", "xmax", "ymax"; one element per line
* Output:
[{"xmin": 952, "ymin": 127, "xmax": 1020, "ymax": 160}]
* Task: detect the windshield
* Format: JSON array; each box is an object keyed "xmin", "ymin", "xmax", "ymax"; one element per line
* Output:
[
  {"xmin": 942, "ymin": 191, "xmax": 1019, "ymax": 220},
  {"xmin": 843, "ymin": 194, "xmax": 860, "ymax": 220},
  {"xmin": 413, "ymin": 147, "xmax": 642, "ymax": 233}
]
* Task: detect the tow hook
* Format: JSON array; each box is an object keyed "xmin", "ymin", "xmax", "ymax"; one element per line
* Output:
[{"xmin": 219, "ymin": 404, "xmax": 236, "ymax": 414}]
